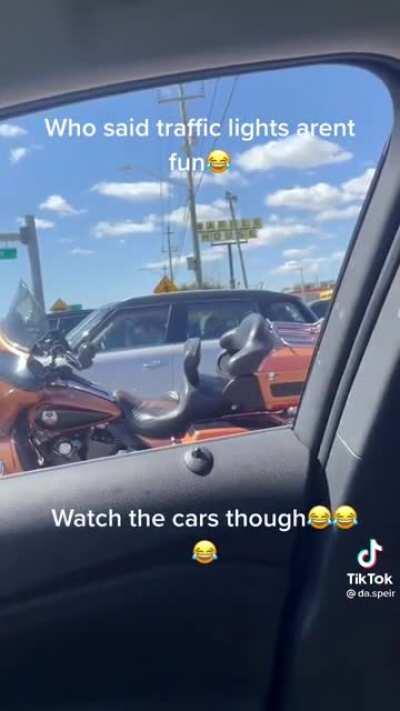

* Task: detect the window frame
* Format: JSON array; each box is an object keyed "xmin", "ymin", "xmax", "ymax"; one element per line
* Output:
[
  {"xmin": 90, "ymin": 303, "xmax": 173, "ymax": 353},
  {"xmin": 182, "ymin": 298, "xmax": 261, "ymax": 341}
]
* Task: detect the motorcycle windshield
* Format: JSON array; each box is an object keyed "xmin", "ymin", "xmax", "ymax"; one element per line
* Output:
[{"xmin": 1, "ymin": 280, "xmax": 49, "ymax": 350}]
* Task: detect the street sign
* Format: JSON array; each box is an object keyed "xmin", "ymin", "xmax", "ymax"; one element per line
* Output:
[
  {"xmin": 154, "ymin": 276, "xmax": 177, "ymax": 293},
  {"xmin": 197, "ymin": 218, "xmax": 262, "ymax": 243},
  {"xmin": 0, "ymin": 248, "xmax": 17, "ymax": 260},
  {"xmin": 50, "ymin": 298, "xmax": 68, "ymax": 312},
  {"xmin": 69, "ymin": 304, "xmax": 83, "ymax": 311}
]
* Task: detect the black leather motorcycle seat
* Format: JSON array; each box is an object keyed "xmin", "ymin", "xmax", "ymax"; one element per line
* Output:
[{"xmin": 116, "ymin": 390, "xmax": 179, "ymax": 417}]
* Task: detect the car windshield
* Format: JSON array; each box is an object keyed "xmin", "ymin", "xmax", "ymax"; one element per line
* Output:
[
  {"xmin": 1, "ymin": 280, "xmax": 49, "ymax": 349},
  {"xmin": 67, "ymin": 306, "xmax": 112, "ymax": 349}
]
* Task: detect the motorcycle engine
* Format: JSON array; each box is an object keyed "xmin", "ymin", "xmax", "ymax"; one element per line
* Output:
[{"xmin": 33, "ymin": 427, "xmax": 127, "ymax": 468}]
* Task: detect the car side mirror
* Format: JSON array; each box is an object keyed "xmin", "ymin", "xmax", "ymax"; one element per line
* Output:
[{"xmin": 77, "ymin": 340, "xmax": 96, "ymax": 369}]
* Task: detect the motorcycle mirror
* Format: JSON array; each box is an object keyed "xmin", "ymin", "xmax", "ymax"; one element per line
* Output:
[{"xmin": 77, "ymin": 340, "xmax": 96, "ymax": 369}]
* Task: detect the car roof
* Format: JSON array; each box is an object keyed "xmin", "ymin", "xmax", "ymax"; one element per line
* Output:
[
  {"xmin": 100, "ymin": 289, "xmax": 307, "ymax": 311},
  {"xmin": 0, "ymin": 1, "xmax": 396, "ymax": 114},
  {"xmin": 310, "ymin": 299, "xmax": 331, "ymax": 307},
  {"xmin": 47, "ymin": 309, "xmax": 92, "ymax": 319}
]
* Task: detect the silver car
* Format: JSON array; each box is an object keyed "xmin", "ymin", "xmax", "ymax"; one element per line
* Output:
[{"xmin": 67, "ymin": 290, "xmax": 318, "ymax": 398}]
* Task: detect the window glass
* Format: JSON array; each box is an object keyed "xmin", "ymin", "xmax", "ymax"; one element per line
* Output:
[
  {"xmin": 266, "ymin": 301, "xmax": 308, "ymax": 323},
  {"xmin": 309, "ymin": 300, "xmax": 331, "ymax": 319},
  {"xmin": 67, "ymin": 307, "xmax": 111, "ymax": 349},
  {"xmin": 0, "ymin": 63, "xmax": 392, "ymax": 474},
  {"xmin": 93, "ymin": 307, "xmax": 169, "ymax": 351},
  {"xmin": 187, "ymin": 301, "xmax": 258, "ymax": 339}
]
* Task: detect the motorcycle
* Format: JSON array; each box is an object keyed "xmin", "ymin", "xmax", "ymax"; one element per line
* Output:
[{"xmin": 0, "ymin": 287, "xmax": 297, "ymax": 475}]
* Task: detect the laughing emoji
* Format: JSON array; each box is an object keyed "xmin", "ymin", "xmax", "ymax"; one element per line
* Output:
[
  {"xmin": 333, "ymin": 505, "xmax": 358, "ymax": 530},
  {"xmin": 192, "ymin": 540, "xmax": 218, "ymax": 565},
  {"xmin": 307, "ymin": 505, "xmax": 332, "ymax": 530},
  {"xmin": 207, "ymin": 149, "xmax": 230, "ymax": 174}
]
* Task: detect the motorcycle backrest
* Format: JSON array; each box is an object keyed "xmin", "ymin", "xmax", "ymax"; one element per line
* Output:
[
  {"xmin": 183, "ymin": 337, "xmax": 201, "ymax": 386},
  {"xmin": 219, "ymin": 313, "xmax": 275, "ymax": 378}
]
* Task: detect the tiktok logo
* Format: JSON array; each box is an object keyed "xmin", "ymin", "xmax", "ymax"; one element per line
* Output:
[{"xmin": 357, "ymin": 539, "xmax": 384, "ymax": 569}]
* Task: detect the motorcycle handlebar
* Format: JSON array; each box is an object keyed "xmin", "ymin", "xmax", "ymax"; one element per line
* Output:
[{"xmin": 29, "ymin": 331, "xmax": 92, "ymax": 376}]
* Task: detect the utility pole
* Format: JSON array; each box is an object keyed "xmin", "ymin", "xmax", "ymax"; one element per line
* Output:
[
  {"xmin": 159, "ymin": 85, "xmax": 204, "ymax": 288},
  {"xmin": 298, "ymin": 262, "xmax": 306, "ymax": 297},
  {"xmin": 225, "ymin": 191, "xmax": 249, "ymax": 289},
  {"xmin": 163, "ymin": 224, "xmax": 177, "ymax": 282},
  {"xmin": 212, "ymin": 240, "xmax": 235, "ymax": 289},
  {"xmin": 0, "ymin": 215, "xmax": 45, "ymax": 311},
  {"xmin": 211, "ymin": 239, "xmax": 247, "ymax": 289}
]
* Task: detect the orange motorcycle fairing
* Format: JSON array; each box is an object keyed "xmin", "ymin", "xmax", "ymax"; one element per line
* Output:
[
  {"xmin": 27, "ymin": 385, "xmax": 121, "ymax": 434},
  {"xmin": 0, "ymin": 437, "xmax": 24, "ymax": 476},
  {"xmin": 256, "ymin": 345, "xmax": 313, "ymax": 411},
  {"xmin": 0, "ymin": 380, "xmax": 42, "ymax": 435}
]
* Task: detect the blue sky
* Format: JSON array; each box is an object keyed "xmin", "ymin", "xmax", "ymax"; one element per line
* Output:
[{"xmin": 0, "ymin": 64, "xmax": 393, "ymax": 313}]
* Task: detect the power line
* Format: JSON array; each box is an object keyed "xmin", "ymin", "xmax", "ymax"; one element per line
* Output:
[
  {"xmin": 197, "ymin": 77, "xmax": 220, "ymax": 158},
  {"xmin": 194, "ymin": 76, "xmax": 239, "ymax": 198}
]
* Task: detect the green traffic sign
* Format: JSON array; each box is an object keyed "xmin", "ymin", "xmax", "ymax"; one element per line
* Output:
[{"xmin": 0, "ymin": 248, "xmax": 17, "ymax": 260}]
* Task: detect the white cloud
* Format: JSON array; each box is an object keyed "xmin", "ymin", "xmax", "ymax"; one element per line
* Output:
[
  {"xmin": 166, "ymin": 199, "xmax": 229, "ymax": 227},
  {"xmin": 315, "ymin": 205, "xmax": 361, "ymax": 222},
  {"xmin": 10, "ymin": 147, "xmax": 29, "ymax": 164},
  {"xmin": 35, "ymin": 218, "xmax": 55, "ymax": 229},
  {"xmin": 144, "ymin": 255, "xmax": 186, "ymax": 271},
  {"xmin": 144, "ymin": 248, "xmax": 223, "ymax": 272},
  {"xmin": 282, "ymin": 246, "xmax": 316, "ymax": 259},
  {"xmin": 93, "ymin": 215, "xmax": 157, "ymax": 238},
  {"xmin": 341, "ymin": 168, "xmax": 375, "ymax": 201},
  {"xmin": 272, "ymin": 260, "xmax": 309, "ymax": 275},
  {"xmin": 237, "ymin": 134, "xmax": 352, "ymax": 172},
  {"xmin": 70, "ymin": 247, "xmax": 94, "ymax": 256},
  {"xmin": 0, "ymin": 123, "xmax": 27, "ymax": 138},
  {"xmin": 39, "ymin": 194, "xmax": 83, "ymax": 216},
  {"xmin": 267, "ymin": 183, "xmax": 342, "ymax": 212},
  {"xmin": 170, "ymin": 169, "xmax": 247, "ymax": 188},
  {"xmin": 332, "ymin": 250, "xmax": 346, "ymax": 261},
  {"xmin": 266, "ymin": 168, "xmax": 375, "ymax": 222},
  {"xmin": 272, "ymin": 250, "xmax": 345, "ymax": 275},
  {"xmin": 244, "ymin": 222, "xmax": 319, "ymax": 250},
  {"xmin": 91, "ymin": 181, "xmax": 172, "ymax": 202},
  {"xmin": 17, "ymin": 217, "xmax": 54, "ymax": 229}
]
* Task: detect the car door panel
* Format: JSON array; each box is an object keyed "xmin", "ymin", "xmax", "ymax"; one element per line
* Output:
[
  {"xmin": 84, "ymin": 343, "xmax": 176, "ymax": 397},
  {"xmin": 0, "ymin": 428, "xmax": 310, "ymax": 709},
  {"xmin": 83, "ymin": 304, "xmax": 175, "ymax": 397}
]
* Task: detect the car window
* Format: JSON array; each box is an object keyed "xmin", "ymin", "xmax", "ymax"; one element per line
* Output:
[
  {"xmin": 310, "ymin": 300, "xmax": 331, "ymax": 319},
  {"xmin": 265, "ymin": 301, "xmax": 308, "ymax": 323},
  {"xmin": 67, "ymin": 307, "xmax": 111, "ymax": 348},
  {"xmin": 187, "ymin": 301, "xmax": 259, "ymax": 339},
  {"xmin": 0, "ymin": 63, "xmax": 392, "ymax": 476},
  {"xmin": 93, "ymin": 306, "xmax": 170, "ymax": 351}
]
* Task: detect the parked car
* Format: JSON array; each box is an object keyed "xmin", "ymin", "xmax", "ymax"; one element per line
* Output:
[
  {"xmin": 66, "ymin": 289, "xmax": 318, "ymax": 397},
  {"xmin": 47, "ymin": 309, "xmax": 92, "ymax": 335},
  {"xmin": 309, "ymin": 298, "xmax": 332, "ymax": 320}
]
